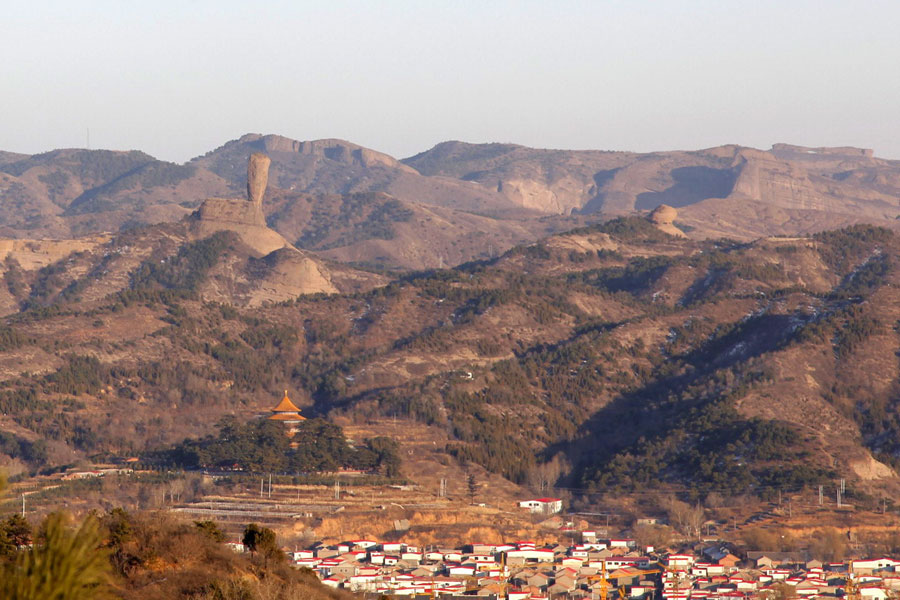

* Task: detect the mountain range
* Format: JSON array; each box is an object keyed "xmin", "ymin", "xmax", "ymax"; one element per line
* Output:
[{"xmin": 3, "ymin": 135, "xmax": 900, "ymax": 270}]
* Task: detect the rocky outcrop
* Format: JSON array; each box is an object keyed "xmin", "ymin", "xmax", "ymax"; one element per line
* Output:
[
  {"xmin": 191, "ymin": 153, "xmax": 291, "ymax": 257},
  {"xmin": 649, "ymin": 204, "xmax": 678, "ymax": 225},
  {"xmin": 497, "ymin": 176, "xmax": 589, "ymax": 214},
  {"xmin": 247, "ymin": 153, "xmax": 270, "ymax": 206},
  {"xmin": 191, "ymin": 200, "xmax": 289, "ymax": 257},
  {"xmin": 196, "ymin": 198, "xmax": 266, "ymax": 228},
  {"xmin": 731, "ymin": 150, "xmax": 823, "ymax": 210},
  {"xmin": 849, "ymin": 455, "xmax": 896, "ymax": 480},
  {"xmin": 647, "ymin": 204, "xmax": 686, "ymax": 237}
]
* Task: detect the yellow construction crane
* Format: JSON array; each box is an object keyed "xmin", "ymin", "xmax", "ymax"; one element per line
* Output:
[
  {"xmin": 587, "ymin": 563, "xmax": 662, "ymax": 600},
  {"xmin": 845, "ymin": 561, "xmax": 858, "ymax": 600},
  {"xmin": 500, "ymin": 552, "xmax": 508, "ymax": 600}
]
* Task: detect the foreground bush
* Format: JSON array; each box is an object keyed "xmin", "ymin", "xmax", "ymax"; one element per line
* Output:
[
  {"xmin": 0, "ymin": 508, "xmax": 352, "ymax": 600},
  {"xmin": 0, "ymin": 513, "xmax": 112, "ymax": 600}
]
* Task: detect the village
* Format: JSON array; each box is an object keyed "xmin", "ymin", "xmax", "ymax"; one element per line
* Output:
[{"xmin": 271, "ymin": 513, "xmax": 900, "ymax": 600}]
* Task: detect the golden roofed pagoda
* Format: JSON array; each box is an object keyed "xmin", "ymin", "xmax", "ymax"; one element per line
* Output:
[{"xmin": 268, "ymin": 390, "xmax": 305, "ymax": 435}]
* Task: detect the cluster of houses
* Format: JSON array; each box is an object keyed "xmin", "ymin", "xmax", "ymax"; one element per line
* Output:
[
  {"xmin": 291, "ymin": 532, "xmax": 649, "ymax": 597},
  {"xmin": 281, "ymin": 533, "xmax": 900, "ymax": 599},
  {"xmin": 664, "ymin": 550, "xmax": 900, "ymax": 600}
]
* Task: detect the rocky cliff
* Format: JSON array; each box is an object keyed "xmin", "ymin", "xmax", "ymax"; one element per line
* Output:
[{"xmin": 189, "ymin": 151, "xmax": 293, "ymax": 257}]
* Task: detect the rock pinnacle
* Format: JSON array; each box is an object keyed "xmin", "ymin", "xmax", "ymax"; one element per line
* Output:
[{"xmin": 247, "ymin": 153, "xmax": 271, "ymax": 206}]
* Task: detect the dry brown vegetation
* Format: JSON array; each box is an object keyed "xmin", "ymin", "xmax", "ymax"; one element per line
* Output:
[{"xmin": 0, "ymin": 507, "xmax": 354, "ymax": 600}]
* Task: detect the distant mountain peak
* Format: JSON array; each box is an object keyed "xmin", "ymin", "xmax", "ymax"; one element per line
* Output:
[{"xmin": 207, "ymin": 133, "xmax": 414, "ymax": 173}]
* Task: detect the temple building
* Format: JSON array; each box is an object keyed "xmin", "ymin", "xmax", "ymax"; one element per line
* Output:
[{"xmin": 268, "ymin": 390, "xmax": 305, "ymax": 436}]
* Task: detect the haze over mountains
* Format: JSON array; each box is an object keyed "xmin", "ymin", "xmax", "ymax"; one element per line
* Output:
[{"xmin": 3, "ymin": 134, "xmax": 900, "ymax": 270}]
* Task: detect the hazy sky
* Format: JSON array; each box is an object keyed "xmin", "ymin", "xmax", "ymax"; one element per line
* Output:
[{"xmin": 4, "ymin": 0, "xmax": 900, "ymax": 163}]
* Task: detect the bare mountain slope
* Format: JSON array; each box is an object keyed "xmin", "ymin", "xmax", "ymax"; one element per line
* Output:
[
  {"xmin": 0, "ymin": 136, "xmax": 557, "ymax": 269},
  {"xmin": 5, "ymin": 136, "xmax": 900, "ymax": 271},
  {"xmin": 264, "ymin": 190, "xmax": 585, "ymax": 270},
  {"xmin": 405, "ymin": 142, "xmax": 900, "ymax": 237},
  {"xmin": 0, "ymin": 148, "xmax": 234, "ymax": 237},
  {"xmin": 0, "ymin": 155, "xmax": 385, "ymax": 314},
  {"xmin": 191, "ymin": 134, "xmax": 521, "ymax": 214}
]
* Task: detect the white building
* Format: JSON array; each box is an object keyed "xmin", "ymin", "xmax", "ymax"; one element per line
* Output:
[{"xmin": 518, "ymin": 497, "xmax": 563, "ymax": 514}]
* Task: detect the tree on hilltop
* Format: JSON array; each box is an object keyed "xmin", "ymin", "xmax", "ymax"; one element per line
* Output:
[{"xmin": 243, "ymin": 523, "xmax": 283, "ymax": 569}]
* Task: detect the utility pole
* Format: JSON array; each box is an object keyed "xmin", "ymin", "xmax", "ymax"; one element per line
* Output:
[
  {"xmin": 819, "ymin": 485, "xmax": 823, "ymax": 506},
  {"xmin": 260, "ymin": 478, "xmax": 264, "ymax": 498},
  {"xmin": 837, "ymin": 488, "xmax": 841, "ymax": 508},
  {"xmin": 841, "ymin": 479, "xmax": 846, "ymax": 495},
  {"xmin": 268, "ymin": 474, "xmax": 272, "ymax": 498},
  {"xmin": 334, "ymin": 480, "xmax": 340, "ymax": 500},
  {"xmin": 21, "ymin": 494, "xmax": 25, "ymax": 518}
]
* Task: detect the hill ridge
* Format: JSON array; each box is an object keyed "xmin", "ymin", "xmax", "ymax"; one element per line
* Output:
[{"xmin": 4, "ymin": 135, "xmax": 900, "ymax": 270}]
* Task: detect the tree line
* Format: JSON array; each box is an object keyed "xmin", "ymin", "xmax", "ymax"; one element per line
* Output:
[{"xmin": 156, "ymin": 416, "xmax": 402, "ymax": 477}]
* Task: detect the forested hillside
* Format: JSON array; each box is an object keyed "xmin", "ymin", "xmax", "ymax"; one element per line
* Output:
[{"xmin": 0, "ymin": 214, "xmax": 897, "ymax": 498}]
